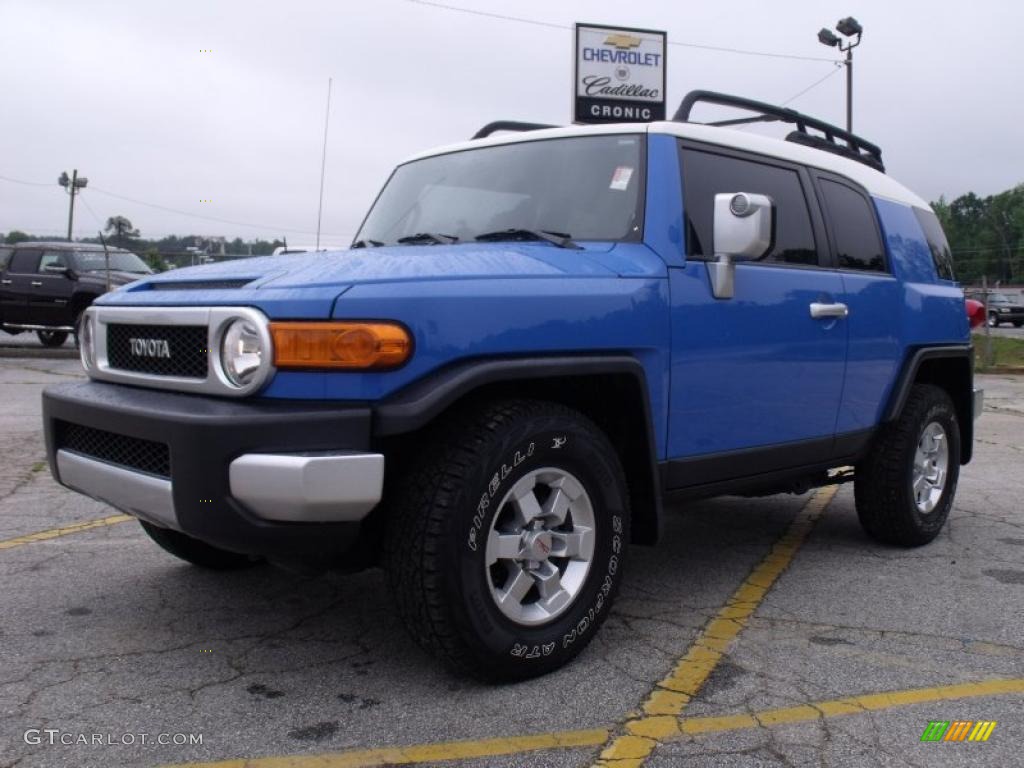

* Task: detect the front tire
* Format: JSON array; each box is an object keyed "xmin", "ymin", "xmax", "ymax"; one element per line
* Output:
[
  {"xmin": 37, "ymin": 330, "xmax": 69, "ymax": 347},
  {"xmin": 139, "ymin": 521, "xmax": 262, "ymax": 570},
  {"xmin": 854, "ymin": 384, "xmax": 960, "ymax": 546},
  {"xmin": 385, "ymin": 399, "xmax": 629, "ymax": 681}
]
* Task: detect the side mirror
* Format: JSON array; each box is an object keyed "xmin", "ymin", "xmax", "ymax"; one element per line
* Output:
[{"xmin": 707, "ymin": 192, "xmax": 774, "ymax": 299}]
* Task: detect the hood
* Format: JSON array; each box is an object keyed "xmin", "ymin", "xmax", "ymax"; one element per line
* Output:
[
  {"xmin": 79, "ymin": 270, "xmax": 150, "ymax": 288},
  {"xmin": 133, "ymin": 243, "xmax": 617, "ymax": 291},
  {"xmin": 99, "ymin": 242, "xmax": 640, "ymax": 318}
]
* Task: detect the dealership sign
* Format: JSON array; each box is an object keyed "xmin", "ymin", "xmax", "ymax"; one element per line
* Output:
[{"xmin": 574, "ymin": 23, "xmax": 667, "ymax": 124}]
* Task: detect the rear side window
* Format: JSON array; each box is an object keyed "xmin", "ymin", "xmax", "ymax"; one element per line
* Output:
[
  {"xmin": 913, "ymin": 208, "xmax": 955, "ymax": 281},
  {"xmin": 8, "ymin": 249, "xmax": 40, "ymax": 273},
  {"xmin": 680, "ymin": 148, "xmax": 818, "ymax": 266},
  {"xmin": 819, "ymin": 180, "xmax": 886, "ymax": 272},
  {"xmin": 0, "ymin": 247, "xmax": 11, "ymax": 270}
]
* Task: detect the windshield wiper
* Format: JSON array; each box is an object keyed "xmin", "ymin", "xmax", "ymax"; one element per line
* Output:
[
  {"xmin": 351, "ymin": 238, "xmax": 385, "ymax": 249},
  {"xmin": 396, "ymin": 232, "xmax": 459, "ymax": 245},
  {"xmin": 474, "ymin": 228, "xmax": 581, "ymax": 250}
]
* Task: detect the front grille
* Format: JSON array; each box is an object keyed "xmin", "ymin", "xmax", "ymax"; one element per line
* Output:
[
  {"xmin": 59, "ymin": 423, "xmax": 170, "ymax": 478},
  {"xmin": 107, "ymin": 324, "xmax": 208, "ymax": 378}
]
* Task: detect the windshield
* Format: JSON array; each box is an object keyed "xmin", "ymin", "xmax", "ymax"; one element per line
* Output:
[
  {"xmin": 356, "ymin": 135, "xmax": 645, "ymax": 246},
  {"xmin": 73, "ymin": 250, "xmax": 152, "ymax": 274}
]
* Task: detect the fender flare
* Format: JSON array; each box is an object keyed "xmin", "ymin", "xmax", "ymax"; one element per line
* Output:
[
  {"xmin": 374, "ymin": 354, "xmax": 663, "ymax": 544},
  {"xmin": 883, "ymin": 344, "xmax": 974, "ymax": 464}
]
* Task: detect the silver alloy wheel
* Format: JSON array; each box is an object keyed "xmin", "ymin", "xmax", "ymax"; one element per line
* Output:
[
  {"xmin": 484, "ymin": 467, "xmax": 596, "ymax": 626},
  {"xmin": 913, "ymin": 421, "xmax": 949, "ymax": 514}
]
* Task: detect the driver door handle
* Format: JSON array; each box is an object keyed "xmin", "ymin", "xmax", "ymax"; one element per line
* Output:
[
  {"xmin": 0, "ymin": 279, "xmax": 11, "ymax": 285},
  {"xmin": 30, "ymin": 280, "xmax": 43, "ymax": 287},
  {"xmin": 810, "ymin": 302, "xmax": 849, "ymax": 319}
]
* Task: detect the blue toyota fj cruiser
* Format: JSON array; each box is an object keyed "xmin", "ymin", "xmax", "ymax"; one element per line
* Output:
[{"xmin": 43, "ymin": 92, "xmax": 981, "ymax": 680}]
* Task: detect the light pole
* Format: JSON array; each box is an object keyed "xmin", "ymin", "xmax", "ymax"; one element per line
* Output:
[
  {"xmin": 817, "ymin": 17, "xmax": 863, "ymax": 133},
  {"xmin": 58, "ymin": 169, "xmax": 89, "ymax": 241}
]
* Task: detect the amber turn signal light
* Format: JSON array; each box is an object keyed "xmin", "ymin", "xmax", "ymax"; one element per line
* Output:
[{"xmin": 270, "ymin": 322, "xmax": 412, "ymax": 369}]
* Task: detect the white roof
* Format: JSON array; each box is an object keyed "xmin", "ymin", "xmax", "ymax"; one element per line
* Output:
[{"xmin": 403, "ymin": 121, "xmax": 928, "ymax": 210}]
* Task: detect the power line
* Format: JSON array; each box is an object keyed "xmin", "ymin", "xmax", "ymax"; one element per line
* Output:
[
  {"xmin": 781, "ymin": 64, "xmax": 844, "ymax": 106},
  {"xmin": 0, "ymin": 174, "xmax": 56, "ymax": 188},
  {"xmin": 76, "ymin": 194, "xmax": 106, "ymax": 231},
  {"xmin": 87, "ymin": 185, "xmax": 351, "ymax": 238},
  {"xmin": 1, "ymin": 173, "xmax": 352, "ymax": 238},
  {"xmin": 404, "ymin": 0, "xmax": 841, "ymax": 63}
]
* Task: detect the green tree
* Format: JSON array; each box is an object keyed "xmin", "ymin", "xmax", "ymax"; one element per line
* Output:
[
  {"xmin": 142, "ymin": 246, "xmax": 167, "ymax": 273},
  {"xmin": 104, "ymin": 216, "xmax": 140, "ymax": 249},
  {"xmin": 4, "ymin": 230, "xmax": 30, "ymax": 244},
  {"xmin": 984, "ymin": 185, "xmax": 1024, "ymax": 283}
]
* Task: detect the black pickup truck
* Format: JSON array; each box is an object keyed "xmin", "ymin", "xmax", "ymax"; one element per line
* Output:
[{"xmin": 0, "ymin": 241, "xmax": 151, "ymax": 346}]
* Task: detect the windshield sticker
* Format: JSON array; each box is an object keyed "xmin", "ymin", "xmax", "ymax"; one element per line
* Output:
[{"xmin": 610, "ymin": 166, "xmax": 634, "ymax": 191}]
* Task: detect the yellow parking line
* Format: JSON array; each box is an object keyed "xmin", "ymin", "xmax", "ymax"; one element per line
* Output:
[
  {"xmin": 166, "ymin": 677, "xmax": 1024, "ymax": 768},
  {"xmin": 680, "ymin": 678, "xmax": 1024, "ymax": 736},
  {"xmin": 166, "ymin": 728, "xmax": 609, "ymax": 768},
  {"xmin": 0, "ymin": 514, "xmax": 133, "ymax": 551},
  {"xmin": 594, "ymin": 485, "xmax": 838, "ymax": 767}
]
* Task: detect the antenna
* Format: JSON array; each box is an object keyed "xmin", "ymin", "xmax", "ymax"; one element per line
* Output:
[{"xmin": 315, "ymin": 77, "xmax": 333, "ymax": 250}]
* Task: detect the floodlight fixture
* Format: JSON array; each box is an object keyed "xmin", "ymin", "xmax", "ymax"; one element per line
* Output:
[
  {"xmin": 836, "ymin": 17, "xmax": 863, "ymax": 37},
  {"xmin": 818, "ymin": 28, "xmax": 840, "ymax": 47}
]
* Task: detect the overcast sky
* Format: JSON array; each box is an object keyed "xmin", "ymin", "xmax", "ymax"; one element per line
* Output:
[{"xmin": 2, "ymin": 0, "xmax": 1022, "ymax": 243}]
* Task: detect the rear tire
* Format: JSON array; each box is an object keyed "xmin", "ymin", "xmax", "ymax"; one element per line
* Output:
[
  {"xmin": 987, "ymin": 313, "xmax": 999, "ymax": 328},
  {"xmin": 37, "ymin": 330, "xmax": 69, "ymax": 347},
  {"xmin": 854, "ymin": 384, "xmax": 960, "ymax": 546},
  {"xmin": 139, "ymin": 521, "xmax": 262, "ymax": 570},
  {"xmin": 384, "ymin": 399, "xmax": 629, "ymax": 681}
]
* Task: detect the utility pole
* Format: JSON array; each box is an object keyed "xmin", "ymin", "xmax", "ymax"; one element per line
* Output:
[
  {"xmin": 817, "ymin": 17, "xmax": 863, "ymax": 133},
  {"xmin": 845, "ymin": 44, "xmax": 853, "ymax": 134},
  {"xmin": 981, "ymin": 274, "xmax": 994, "ymax": 368},
  {"xmin": 58, "ymin": 169, "xmax": 89, "ymax": 241}
]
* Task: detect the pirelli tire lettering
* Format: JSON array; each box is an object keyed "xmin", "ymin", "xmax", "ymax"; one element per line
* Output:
[{"xmin": 466, "ymin": 441, "xmax": 536, "ymax": 553}]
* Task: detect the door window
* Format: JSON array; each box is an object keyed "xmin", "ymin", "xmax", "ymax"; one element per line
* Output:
[
  {"xmin": 681, "ymin": 148, "xmax": 819, "ymax": 266},
  {"xmin": 819, "ymin": 179, "xmax": 886, "ymax": 272},
  {"xmin": 8, "ymin": 249, "xmax": 40, "ymax": 273},
  {"xmin": 38, "ymin": 252, "xmax": 70, "ymax": 273}
]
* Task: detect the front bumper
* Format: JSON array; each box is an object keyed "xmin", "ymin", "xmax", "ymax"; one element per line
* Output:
[
  {"xmin": 43, "ymin": 381, "xmax": 382, "ymax": 559},
  {"xmin": 992, "ymin": 309, "xmax": 1024, "ymax": 322}
]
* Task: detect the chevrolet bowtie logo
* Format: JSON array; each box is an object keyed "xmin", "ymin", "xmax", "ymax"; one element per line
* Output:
[{"xmin": 605, "ymin": 34, "xmax": 643, "ymax": 49}]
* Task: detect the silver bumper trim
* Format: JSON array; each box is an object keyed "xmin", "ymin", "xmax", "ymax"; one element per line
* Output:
[
  {"xmin": 3, "ymin": 323, "xmax": 75, "ymax": 332},
  {"xmin": 55, "ymin": 448, "xmax": 383, "ymax": 528},
  {"xmin": 229, "ymin": 452, "xmax": 384, "ymax": 522},
  {"xmin": 56, "ymin": 449, "xmax": 176, "ymax": 528},
  {"xmin": 974, "ymin": 388, "xmax": 984, "ymax": 421}
]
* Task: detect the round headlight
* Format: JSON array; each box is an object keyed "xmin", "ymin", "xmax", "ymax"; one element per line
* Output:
[
  {"xmin": 220, "ymin": 318, "xmax": 264, "ymax": 387},
  {"xmin": 78, "ymin": 312, "xmax": 95, "ymax": 370}
]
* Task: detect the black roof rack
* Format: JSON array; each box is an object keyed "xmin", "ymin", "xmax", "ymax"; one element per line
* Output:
[
  {"xmin": 472, "ymin": 121, "xmax": 557, "ymax": 140},
  {"xmin": 674, "ymin": 90, "xmax": 885, "ymax": 173}
]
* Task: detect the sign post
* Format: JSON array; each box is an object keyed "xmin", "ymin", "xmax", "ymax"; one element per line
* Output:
[{"xmin": 574, "ymin": 23, "xmax": 667, "ymax": 124}]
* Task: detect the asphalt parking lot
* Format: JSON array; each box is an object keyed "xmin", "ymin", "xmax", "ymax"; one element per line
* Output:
[{"xmin": 0, "ymin": 356, "xmax": 1021, "ymax": 768}]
